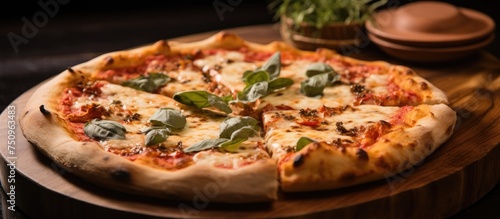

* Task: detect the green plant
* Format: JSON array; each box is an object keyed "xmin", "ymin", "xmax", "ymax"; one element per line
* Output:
[{"xmin": 270, "ymin": 0, "xmax": 387, "ymax": 29}]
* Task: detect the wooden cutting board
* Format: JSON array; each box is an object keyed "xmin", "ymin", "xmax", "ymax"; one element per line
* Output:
[{"xmin": 0, "ymin": 24, "xmax": 499, "ymax": 219}]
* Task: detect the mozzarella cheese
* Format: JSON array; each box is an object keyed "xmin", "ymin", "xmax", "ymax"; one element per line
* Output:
[{"xmin": 262, "ymin": 105, "xmax": 398, "ymax": 159}]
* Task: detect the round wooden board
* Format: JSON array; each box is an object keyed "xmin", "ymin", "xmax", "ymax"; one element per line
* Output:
[{"xmin": 1, "ymin": 24, "xmax": 499, "ymax": 219}]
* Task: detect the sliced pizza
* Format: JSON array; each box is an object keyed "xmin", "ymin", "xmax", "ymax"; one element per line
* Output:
[{"xmin": 262, "ymin": 104, "xmax": 456, "ymax": 191}]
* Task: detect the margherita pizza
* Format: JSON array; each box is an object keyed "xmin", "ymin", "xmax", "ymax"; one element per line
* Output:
[{"xmin": 19, "ymin": 32, "xmax": 456, "ymax": 203}]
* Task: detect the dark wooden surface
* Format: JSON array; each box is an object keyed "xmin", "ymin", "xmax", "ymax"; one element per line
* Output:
[{"xmin": 0, "ymin": 24, "xmax": 499, "ymax": 219}]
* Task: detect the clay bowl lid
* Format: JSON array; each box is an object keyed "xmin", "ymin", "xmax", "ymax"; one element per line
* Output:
[{"xmin": 365, "ymin": 1, "xmax": 495, "ymax": 45}]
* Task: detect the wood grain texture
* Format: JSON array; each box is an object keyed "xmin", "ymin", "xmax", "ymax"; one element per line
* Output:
[{"xmin": 0, "ymin": 24, "xmax": 499, "ymax": 219}]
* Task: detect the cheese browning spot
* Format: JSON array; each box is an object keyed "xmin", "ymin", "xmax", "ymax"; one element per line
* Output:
[{"xmin": 336, "ymin": 122, "xmax": 358, "ymax": 136}]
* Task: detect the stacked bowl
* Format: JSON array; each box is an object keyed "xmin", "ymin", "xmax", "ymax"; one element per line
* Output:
[{"xmin": 365, "ymin": 1, "xmax": 495, "ymax": 63}]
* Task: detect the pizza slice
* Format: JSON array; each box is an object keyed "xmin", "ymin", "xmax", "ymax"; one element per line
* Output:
[
  {"xmin": 262, "ymin": 104, "xmax": 456, "ymax": 192},
  {"xmin": 20, "ymin": 70, "xmax": 277, "ymax": 202}
]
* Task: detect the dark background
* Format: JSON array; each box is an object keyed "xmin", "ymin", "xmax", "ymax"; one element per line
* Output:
[{"xmin": 0, "ymin": 0, "xmax": 499, "ymax": 218}]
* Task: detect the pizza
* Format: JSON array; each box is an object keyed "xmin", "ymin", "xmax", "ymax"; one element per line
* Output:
[{"xmin": 19, "ymin": 32, "xmax": 456, "ymax": 203}]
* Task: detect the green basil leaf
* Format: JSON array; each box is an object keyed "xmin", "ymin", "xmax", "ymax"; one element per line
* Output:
[
  {"xmin": 173, "ymin": 91, "xmax": 211, "ymax": 108},
  {"xmin": 84, "ymin": 119, "xmax": 126, "ymax": 141},
  {"xmin": 243, "ymin": 70, "xmax": 270, "ymax": 86},
  {"xmin": 259, "ymin": 52, "xmax": 281, "ymax": 79},
  {"xmin": 305, "ymin": 63, "xmax": 335, "ymax": 77},
  {"xmin": 122, "ymin": 73, "xmax": 170, "ymax": 92},
  {"xmin": 238, "ymin": 81, "xmax": 269, "ymax": 102},
  {"xmin": 173, "ymin": 90, "xmax": 231, "ymax": 113},
  {"xmin": 183, "ymin": 138, "xmax": 230, "ymax": 153},
  {"xmin": 148, "ymin": 108, "xmax": 186, "ymax": 130},
  {"xmin": 219, "ymin": 117, "xmax": 260, "ymax": 139},
  {"xmin": 207, "ymin": 94, "xmax": 232, "ymax": 114},
  {"xmin": 144, "ymin": 128, "xmax": 170, "ymax": 146},
  {"xmin": 221, "ymin": 95, "xmax": 234, "ymax": 103},
  {"xmin": 267, "ymin": 78, "xmax": 294, "ymax": 92},
  {"xmin": 219, "ymin": 138, "xmax": 246, "ymax": 152},
  {"xmin": 230, "ymin": 126, "xmax": 258, "ymax": 140},
  {"xmin": 300, "ymin": 73, "xmax": 337, "ymax": 97},
  {"xmin": 296, "ymin": 137, "xmax": 316, "ymax": 152}
]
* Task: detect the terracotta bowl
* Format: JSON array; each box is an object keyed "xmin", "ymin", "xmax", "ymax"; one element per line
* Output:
[
  {"xmin": 368, "ymin": 33, "xmax": 495, "ymax": 63},
  {"xmin": 365, "ymin": 1, "xmax": 495, "ymax": 46}
]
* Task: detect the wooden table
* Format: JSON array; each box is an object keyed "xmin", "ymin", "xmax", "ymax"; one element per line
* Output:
[{"xmin": 1, "ymin": 24, "xmax": 499, "ymax": 219}]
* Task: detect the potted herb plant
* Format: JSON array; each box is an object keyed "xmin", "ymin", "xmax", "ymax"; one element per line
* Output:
[{"xmin": 270, "ymin": 0, "xmax": 387, "ymax": 51}]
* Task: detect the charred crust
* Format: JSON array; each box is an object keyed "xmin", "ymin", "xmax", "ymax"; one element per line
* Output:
[
  {"xmin": 111, "ymin": 168, "xmax": 131, "ymax": 182},
  {"xmin": 375, "ymin": 156, "xmax": 391, "ymax": 170},
  {"xmin": 103, "ymin": 156, "xmax": 109, "ymax": 161},
  {"xmin": 420, "ymin": 82, "xmax": 428, "ymax": 90},
  {"xmin": 293, "ymin": 154, "xmax": 305, "ymax": 168},
  {"xmin": 67, "ymin": 67, "xmax": 76, "ymax": 74},
  {"xmin": 405, "ymin": 69, "xmax": 415, "ymax": 75},
  {"xmin": 39, "ymin": 105, "xmax": 51, "ymax": 116},
  {"xmin": 104, "ymin": 56, "xmax": 114, "ymax": 66},
  {"xmin": 339, "ymin": 172, "xmax": 356, "ymax": 182},
  {"xmin": 356, "ymin": 148, "xmax": 369, "ymax": 161}
]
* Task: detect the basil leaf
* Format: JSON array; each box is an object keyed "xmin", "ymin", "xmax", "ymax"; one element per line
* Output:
[
  {"xmin": 148, "ymin": 108, "xmax": 186, "ymax": 130},
  {"xmin": 238, "ymin": 81, "xmax": 269, "ymax": 102},
  {"xmin": 84, "ymin": 119, "xmax": 126, "ymax": 141},
  {"xmin": 221, "ymin": 95, "xmax": 234, "ymax": 103},
  {"xmin": 144, "ymin": 128, "xmax": 170, "ymax": 146},
  {"xmin": 300, "ymin": 73, "xmax": 338, "ymax": 97},
  {"xmin": 242, "ymin": 70, "xmax": 270, "ymax": 86},
  {"xmin": 219, "ymin": 138, "xmax": 246, "ymax": 152},
  {"xmin": 305, "ymin": 63, "xmax": 335, "ymax": 77},
  {"xmin": 219, "ymin": 117, "xmax": 260, "ymax": 139},
  {"xmin": 230, "ymin": 126, "xmax": 258, "ymax": 140},
  {"xmin": 296, "ymin": 137, "xmax": 316, "ymax": 152},
  {"xmin": 183, "ymin": 138, "xmax": 230, "ymax": 153},
  {"xmin": 207, "ymin": 94, "xmax": 232, "ymax": 114},
  {"xmin": 173, "ymin": 91, "xmax": 211, "ymax": 108},
  {"xmin": 183, "ymin": 117, "xmax": 260, "ymax": 153},
  {"xmin": 173, "ymin": 91, "xmax": 232, "ymax": 113},
  {"xmin": 267, "ymin": 78, "xmax": 294, "ymax": 92},
  {"xmin": 259, "ymin": 52, "xmax": 281, "ymax": 79},
  {"xmin": 122, "ymin": 73, "xmax": 170, "ymax": 92}
]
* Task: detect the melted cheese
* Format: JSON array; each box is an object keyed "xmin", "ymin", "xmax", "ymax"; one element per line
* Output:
[
  {"xmin": 194, "ymin": 52, "xmax": 256, "ymax": 92},
  {"xmin": 262, "ymin": 105, "xmax": 398, "ymax": 159},
  {"xmin": 365, "ymin": 74, "xmax": 389, "ymax": 95},
  {"xmin": 159, "ymin": 69, "xmax": 213, "ymax": 97}
]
